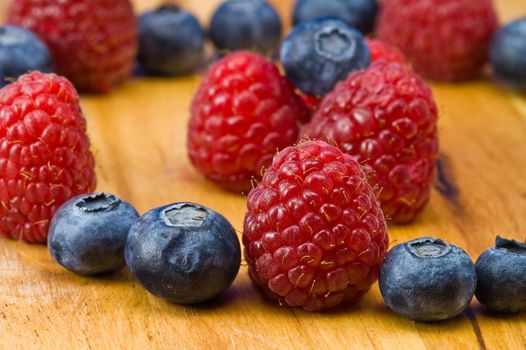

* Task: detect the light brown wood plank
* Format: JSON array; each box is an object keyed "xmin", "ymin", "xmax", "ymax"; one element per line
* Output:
[{"xmin": 1, "ymin": 0, "xmax": 526, "ymax": 349}]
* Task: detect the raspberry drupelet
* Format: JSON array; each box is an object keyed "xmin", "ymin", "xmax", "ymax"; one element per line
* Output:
[{"xmin": 243, "ymin": 140, "xmax": 388, "ymax": 311}]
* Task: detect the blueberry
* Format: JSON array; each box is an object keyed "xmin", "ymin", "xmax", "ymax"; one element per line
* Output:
[
  {"xmin": 379, "ymin": 237, "xmax": 476, "ymax": 321},
  {"xmin": 490, "ymin": 17, "xmax": 526, "ymax": 91},
  {"xmin": 475, "ymin": 236, "xmax": 526, "ymax": 313},
  {"xmin": 125, "ymin": 202, "xmax": 241, "ymax": 304},
  {"xmin": 48, "ymin": 192, "xmax": 139, "ymax": 276},
  {"xmin": 0, "ymin": 25, "xmax": 53, "ymax": 87},
  {"xmin": 209, "ymin": 0, "xmax": 282, "ymax": 54},
  {"xmin": 292, "ymin": 0, "xmax": 378, "ymax": 34},
  {"xmin": 280, "ymin": 18, "xmax": 370, "ymax": 97},
  {"xmin": 138, "ymin": 5, "xmax": 205, "ymax": 76}
]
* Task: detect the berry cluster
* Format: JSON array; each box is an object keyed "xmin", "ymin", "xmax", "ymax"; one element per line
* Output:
[
  {"xmin": 1, "ymin": 0, "xmax": 523, "ymax": 92},
  {"xmin": 301, "ymin": 62, "xmax": 439, "ymax": 223},
  {"xmin": 48, "ymin": 192, "xmax": 241, "ymax": 304},
  {"xmin": 189, "ymin": 20, "xmax": 438, "ymax": 228},
  {"xmin": 379, "ymin": 236, "xmax": 526, "ymax": 320},
  {"xmin": 183, "ymin": 0, "xmax": 526, "ymax": 315},
  {"xmin": 0, "ymin": 0, "xmax": 524, "ymax": 327}
]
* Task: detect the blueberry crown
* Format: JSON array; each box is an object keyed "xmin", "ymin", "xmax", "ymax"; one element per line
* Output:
[
  {"xmin": 161, "ymin": 203, "xmax": 208, "ymax": 227},
  {"xmin": 312, "ymin": 19, "xmax": 357, "ymax": 62},
  {"xmin": 315, "ymin": 26, "xmax": 355, "ymax": 61},
  {"xmin": 156, "ymin": 4, "xmax": 181, "ymax": 13},
  {"xmin": 0, "ymin": 26, "xmax": 28, "ymax": 46},
  {"xmin": 76, "ymin": 192, "xmax": 121, "ymax": 212},
  {"xmin": 495, "ymin": 235, "xmax": 526, "ymax": 253},
  {"xmin": 405, "ymin": 237, "xmax": 452, "ymax": 258}
]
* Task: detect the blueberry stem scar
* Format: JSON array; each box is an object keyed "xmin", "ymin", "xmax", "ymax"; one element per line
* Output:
[
  {"xmin": 76, "ymin": 192, "xmax": 120, "ymax": 212},
  {"xmin": 161, "ymin": 203, "xmax": 208, "ymax": 227},
  {"xmin": 406, "ymin": 237, "xmax": 452, "ymax": 258},
  {"xmin": 0, "ymin": 27, "xmax": 24, "ymax": 46},
  {"xmin": 315, "ymin": 28, "xmax": 354, "ymax": 61},
  {"xmin": 495, "ymin": 235, "xmax": 526, "ymax": 253},
  {"xmin": 157, "ymin": 4, "xmax": 181, "ymax": 12}
]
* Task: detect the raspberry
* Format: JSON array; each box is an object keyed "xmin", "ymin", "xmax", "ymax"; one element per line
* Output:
[
  {"xmin": 375, "ymin": 0, "xmax": 498, "ymax": 81},
  {"xmin": 242, "ymin": 140, "xmax": 388, "ymax": 311},
  {"xmin": 301, "ymin": 62, "xmax": 439, "ymax": 223},
  {"xmin": 366, "ymin": 39, "xmax": 407, "ymax": 65},
  {"xmin": 0, "ymin": 72, "xmax": 97, "ymax": 243},
  {"xmin": 7, "ymin": 0, "xmax": 137, "ymax": 93},
  {"xmin": 297, "ymin": 91, "xmax": 322, "ymax": 115},
  {"xmin": 188, "ymin": 51, "xmax": 309, "ymax": 193},
  {"xmin": 298, "ymin": 92, "xmax": 321, "ymax": 110}
]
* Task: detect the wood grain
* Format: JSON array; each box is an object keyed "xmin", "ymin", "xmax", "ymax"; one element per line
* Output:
[{"xmin": 1, "ymin": 0, "xmax": 526, "ymax": 349}]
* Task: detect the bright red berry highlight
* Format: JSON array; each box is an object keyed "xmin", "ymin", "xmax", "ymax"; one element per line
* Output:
[
  {"xmin": 0, "ymin": 72, "xmax": 96, "ymax": 243},
  {"xmin": 243, "ymin": 140, "xmax": 388, "ymax": 311},
  {"xmin": 366, "ymin": 39, "xmax": 407, "ymax": 65},
  {"xmin": 297, "ymin": 91, "xmax": 322, "ymax": 115},
  {"xmin": 301, "ymin": 62, "xmax": 439, "ymax": 223},
  {"xmin": 188, "ymin": 51, "xmax": 309, "ymax": 193},
  {"xmin": 7, "ymin": 0, "xmax": 137, "ymax": 93},
  {"xmin": 375, "ymin": 0, "xmax": 498, "ymax": 81}
]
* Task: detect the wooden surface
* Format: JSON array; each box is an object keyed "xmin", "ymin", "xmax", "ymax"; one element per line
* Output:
[{"xmin": 1, "ymin": 0, "xmax": 526, "ymax": 349}]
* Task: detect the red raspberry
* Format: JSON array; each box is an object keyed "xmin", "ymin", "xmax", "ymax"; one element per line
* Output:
[
  {"xmin": 188, "ymin": 51, "xmax": 309, "ymax": 193},
  {"xmin": 243, "ymin": 140, "xmax": 389, "ymax": 311},
  {"xmin": 298, "ymin": 91, "xmax": 321, "ymax": 114},
  {"xmin": 375, "ymin": 0, "xmax": 498, "ymax": 81},
  {"xmin": 301, "ymin": 62, "xmax": 439, "ymax": 223},
  {"xmin": 366, "ymin": 39, "xmax": 407, "ymax": 65},
  {"xmin": 7, "ymin": 0, "xmax": 137, "ymax": 93},
  {"xmin": 0, "ymin": 72, "xmax": 97, "ymax": 243}
]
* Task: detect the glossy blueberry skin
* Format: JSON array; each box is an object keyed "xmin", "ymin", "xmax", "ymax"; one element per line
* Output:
[
  {"xmin": 379, "ymin": 237, "xmax": 476, "ymax": 321},
  {"xmin": 292, "ymin": 0, "xmax": 378, "ymax": 34},
  {"xmin": 209, "ymin": 0, "xmax": 282, "ymax": 54},
  {"xmin": 48, "ymin": 193, "xmax": 140, "ymax": 276},
  {"xmin": 138, "ymin": 5, "xmax": 205, "ymax": 76},
  {"xmin": 490, "ymin": 18, "xmax": 526, "ymax": 91},
  {"xmin": 475, "ymin": 236, "xmax": 526, "ymax": 313},
  {"xmin": 280, "ymin": 18, "xmax": 370, "ymax": 97},
  {"xmin": 0, "ymin": 26, "xmax": 53, "ymax": 87},
  {"xmin": 125, "ymin": 202, "xmax": 241, "ymax": 304}
]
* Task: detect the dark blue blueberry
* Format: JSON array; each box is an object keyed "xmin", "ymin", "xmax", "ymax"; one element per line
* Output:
[
  {"xmin": 209, "ymin": 0, "xmax": 282, "ymax": 54},
  {"xmin": 0, "ymin": 25, "xmax": 53, "ymax": 87},
  {"xmin": 125, "ymin": 202, "xmax": 241, "ymax": 304},
  {"xmin": 490, "ymin": 17, "xmax": 526, "ymax": 91},
  {"xmin": 379, "ymin": 237, "xmax": 476, "ymax": 321},
  {"xmin": 280, "ymin": 18, "xmax": 370, "ymax": 97},
  {"xmin": 48, "ymin": 192, "xmax": 139, "ymax": 276},
  {"xmin": 475, "ymin": 236, "xmax": 526, "ymax": 313},
  {"xmin": 138, "ymin": 5, "xmax": 205, "ymax": 76},
  {"xmin": 292, "ymin": 0, "xmax": 378, "ymax": 34}
]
